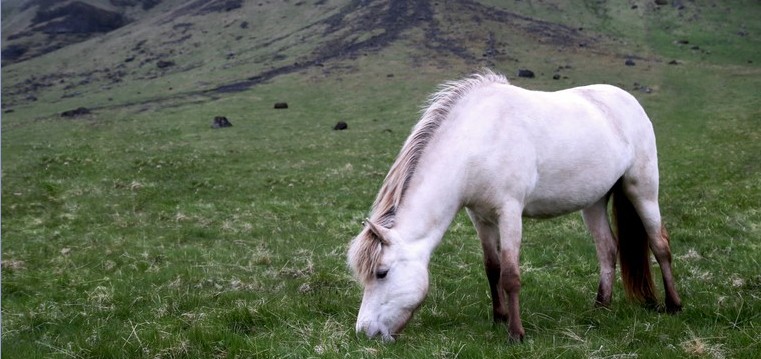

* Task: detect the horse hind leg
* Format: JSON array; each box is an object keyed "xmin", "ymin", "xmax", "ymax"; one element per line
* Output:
[
  {"xmin": 656, "ymin": 225, "xmax": 682, "ymax": 312},
  {"xmin": 582, "ymin": 196, "xmax": 617, "ymax": 308},
  {"xmin": 621, "ymin": 178, "xmax": 683, "ymax": 313},
  {"xmin": 467, "ymin": 209, "xmax": 507, "ymax": 323}
]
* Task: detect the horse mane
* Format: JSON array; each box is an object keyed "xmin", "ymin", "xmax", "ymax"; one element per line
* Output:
[{"xmin": 348, "ymin": 69, "xmax": 509, "ymax": 282}]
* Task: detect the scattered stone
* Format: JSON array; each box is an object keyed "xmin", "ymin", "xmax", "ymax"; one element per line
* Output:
[
  {"xmin": 61, "ymin": 107, "xmax": 91, "ymax": 118},
  {"xmin": 676, "ymin": 39, "xmax": 690, "ymax": 45},
  {"xmin": 386, "ymin": 73, "xmax": 394, "ymax": 78},
  {"xmin": 274, "ymin": 102, "xmax": 288, "ymax": 109},
  {"xmin": 633, "ymin": 82, "xmax": 653, "ymax": 94},
  {"xmin": 4, "ymin": 109, "xmax": 14, "ymax": 113},
  {"xmin": 625, "ymin": 58, "xmax": 636, "ymax": 66},
  {"xmin": 333, "ymin": 121, "xmax": 348, "ymax": 130},
  {"xmin": 552, "ymin": 74, "xmax": 561, "ymax": 80},
  {"xmin": 240, "ymin": 21, "xmax": 249, "ymax": 29},
  {"xmin": 211, "ymin": 116, "xmax": 233, "ymax": 128},
  {"xmin": 1, "ymin": 259, "xmax": 25, "ymax": 271},
  {"xmin": 517, "ymin": 69, "xmax": 535, "ymax": 78},
  {"xmin": 668, "ymin": 60, "xmax": 679, "ymax": 65},
  {"xmin": 654, "ymin": 0, "xmax": 668, "ymax": 5}
]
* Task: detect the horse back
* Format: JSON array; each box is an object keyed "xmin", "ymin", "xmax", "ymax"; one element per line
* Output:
[{"xmin": 449, "ymin": 83, "xmax": 656, "ymax": 217}]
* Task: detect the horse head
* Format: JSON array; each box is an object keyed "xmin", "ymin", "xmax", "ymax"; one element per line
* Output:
[{"xmin": 348, "ymin": 220, "xmax": 429, "ymax": 342}]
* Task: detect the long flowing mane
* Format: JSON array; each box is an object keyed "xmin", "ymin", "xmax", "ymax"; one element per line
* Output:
[{"xmin": 348, "ymin": 69, "xmax": 509, "ymax": 282}]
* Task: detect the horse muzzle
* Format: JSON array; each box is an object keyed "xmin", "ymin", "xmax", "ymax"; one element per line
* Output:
[{"xmin": 356, "ymin": 320, "xmax": 397, "ymax": 342}]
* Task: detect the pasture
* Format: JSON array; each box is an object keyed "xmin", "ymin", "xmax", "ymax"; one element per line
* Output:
[{"xmin": 2, "ymin": 1, "xmax": 760, "ymax": 357}]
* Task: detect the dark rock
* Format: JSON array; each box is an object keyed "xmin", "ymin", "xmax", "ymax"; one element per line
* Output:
[
  {"xmin": 552, "ymin": 74, "xmax": 561, "ymax": 80},
  {"xmin": 4, "ymin": 109, "xmax": 15, "ymax": 113},
  {"xmin": 61, "ymin": 107, "xmax": 91, "ymax": 118},
  {"xmin": 625, "ymin": 59, "xmax": 636, "ymax": 66},
  {"xmin": 240, "ymin": 21, "xmax": 249, "ymax": 29},
  {"xmin": 333, "ymin": 121, "xmax": 348, "ymax": 130},
  {"xmin": 211, "ymin": 116, "xmax": 233, "ymax": 128},
  {"xmin": 676, "ymin": 39, "xmax": 689, "ymax": 44},
  {"xmin": 274, "ymin": 102, "xmax": 288, "ymax": 109},
  {"xmin": 517, "ymin": 69, "xmax": 535, "ymax": 78},
  {"xmin": 157, "ymin": 60, "xmax": 175, "ymax": 69},
  {"xmin": 668, "ymin": 60, "xmax": 679, "ymax": 65},
  {"xmin": 654, "ymin": 0, "xmax": 668, "ymax": 5}
]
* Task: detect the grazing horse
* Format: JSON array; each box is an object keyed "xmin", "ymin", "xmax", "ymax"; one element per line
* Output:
[{"xmin": 347, "ymin": 69, "xmax": 682, "ymax": 342}]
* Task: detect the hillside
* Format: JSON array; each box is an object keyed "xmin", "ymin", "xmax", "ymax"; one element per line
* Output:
[
  {"xmin": 3, "ymin": 0, "xmax": 757, "ymax": 118},
  {"xmin": 2, "ymin": 1, "xmax": 760, "ymax": 358}
]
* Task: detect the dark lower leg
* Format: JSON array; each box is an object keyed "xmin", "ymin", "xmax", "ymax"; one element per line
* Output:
[
  {"xmin": 502, "ymin": 259, "xmax": 524, "ymax": 342},
  {"xmin": 486, "ymin": 260, "xmax": 507, "ymax": 322}
]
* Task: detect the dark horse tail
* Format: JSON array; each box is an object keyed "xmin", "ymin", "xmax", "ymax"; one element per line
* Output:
[{"xmin": 611, "ymin": 179, "xmax": 658, "ymax": 305}]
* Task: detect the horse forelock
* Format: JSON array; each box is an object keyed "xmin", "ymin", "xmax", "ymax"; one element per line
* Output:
[
  {"xmin": 349, "ymin": 69, "xmax": 508, "ymax": 283},
  {"xmin": 348, "ymin": 227, "xmax": 384, "ymax": 283}
]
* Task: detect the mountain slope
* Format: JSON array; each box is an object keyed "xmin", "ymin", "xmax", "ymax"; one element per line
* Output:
[{"xmin": 1, "ymin": 0, "xmax": 758, "ymax": 117}]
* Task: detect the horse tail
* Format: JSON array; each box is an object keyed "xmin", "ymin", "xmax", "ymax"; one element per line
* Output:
[{"xmin": 611, "ymin": 178, "xmax": 658, "ymax": 305}]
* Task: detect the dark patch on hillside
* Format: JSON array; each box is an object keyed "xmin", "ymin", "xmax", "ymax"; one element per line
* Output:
[
  {"xmin": 32, "ymin": 2, "xmax": 127, "ymax": 35},
  {"xmin": 2, "ymin": 1, "xmax": 136, "ymax": 65},
  {"xmin": 211, "ymin": 0, "xmax": 435, "ymax": 93},
  {"xmin": 208, "ymin": 0, "xmax": 597, "ymax": 94},
  {"xmin": 168, "ymin": 0, "xmax": 244, "ymax": 17},
  {"xmin": 110, "ymin": 0, "xmax": 162, "ymax": 10}
]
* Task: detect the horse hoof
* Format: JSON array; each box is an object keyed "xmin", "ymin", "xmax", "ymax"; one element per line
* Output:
[
  {"xmin": 508, "ymin": 331, "xmax": 525, "ymax": 343},
  {"xmin": 666, "ymin": 302, "xmax": 683, "ymax": 314},
  {"xmin": 594, "ymin": 299, "xmax": 611, "ymax": 309},
  {"xmin": 508, "ymin": 327, "xmax": 525, "ymax": 343}
]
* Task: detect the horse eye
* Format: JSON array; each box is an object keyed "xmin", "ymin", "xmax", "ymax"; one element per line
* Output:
[{"xmin": 375, "ymin": 269, "xmax": 389, "ymax": 279}]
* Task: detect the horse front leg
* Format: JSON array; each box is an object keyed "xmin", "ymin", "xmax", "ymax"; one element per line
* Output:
[
  {"xmin": 467, "ymin": 209, "xmax": 507, "ymax": 323},
  {"xmin": 582, "ymin": 197, "xmax": 617, "ymax": 307},
  {"xmin": 499, "ymin": 208, "xmax": 525, "ymax": 342}
]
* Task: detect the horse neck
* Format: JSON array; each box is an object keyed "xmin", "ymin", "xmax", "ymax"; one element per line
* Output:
[{"xmin": 392, "ymin": 151, "xmax": 463, "ymax": 255}]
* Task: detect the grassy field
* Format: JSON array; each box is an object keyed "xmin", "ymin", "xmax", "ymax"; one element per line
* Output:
[{"xmin": 3, "ymin": 1, "xmax": 760, "ymax": 358}]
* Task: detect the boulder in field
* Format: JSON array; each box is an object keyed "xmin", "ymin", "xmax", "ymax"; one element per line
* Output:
[
  {"xmin": 211, "ymin": 116, "xmax": 233, "ymax": 128},
  {"xmin": 517, "ymin": 69, "xmax": 535, "ymax": 78},
  {"xmin": 334, "ymin": 121, "xmax": 348, "ymax": 130},
  {"xmin": 274, "ymin": 102, "xmax": 288, "ymax": 109}
]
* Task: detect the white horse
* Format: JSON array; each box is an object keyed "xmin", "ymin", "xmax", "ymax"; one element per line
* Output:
[{"xmin": 347, "ymin": 69, "xmax": 682, "ymax": 342}]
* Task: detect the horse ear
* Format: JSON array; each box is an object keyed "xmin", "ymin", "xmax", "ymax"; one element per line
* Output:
[{"xmin": 365, "ymin": 218, "xmax": 391, "ymax": 245}]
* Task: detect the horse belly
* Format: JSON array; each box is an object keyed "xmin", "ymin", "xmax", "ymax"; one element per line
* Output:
[{"xmin": 522, "ymin": 151, "xmax": 624, "ymax": 218}]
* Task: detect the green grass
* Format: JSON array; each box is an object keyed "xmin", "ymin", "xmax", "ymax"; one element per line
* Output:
[{"xmin": 3, "ymin": 1, "xmax": 761, "ymax": 358}]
